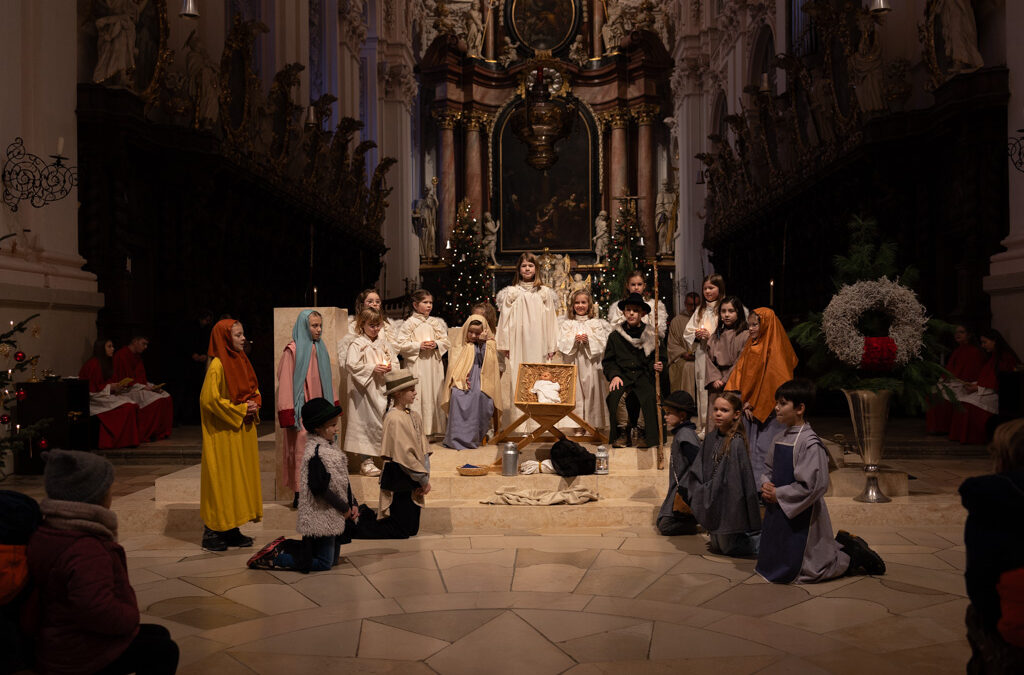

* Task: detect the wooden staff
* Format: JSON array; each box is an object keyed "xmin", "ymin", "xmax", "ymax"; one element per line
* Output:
[{"xmin": 653, "ymin": 253, "xmax": 664, "ymax": 470}]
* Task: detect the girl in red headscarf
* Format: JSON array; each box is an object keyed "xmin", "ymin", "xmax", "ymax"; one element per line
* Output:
[
  {"xmin": 199, "ymin": 319, "xmax": 263, "ymax": 551},
  {"xmin": 725, "ymin": 307, "xmax": 799, "ymax": 485}
]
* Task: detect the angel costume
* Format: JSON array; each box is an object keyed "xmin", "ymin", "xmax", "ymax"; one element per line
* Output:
[
  {"xmin": 396, "ymin": 313, "xmax": 450, "ymax": 435},
  {"xmin": 342, "ymin": 333, "xmax": 397, "ymax": 457},
  {"xmin": 683, "ymin": 300, "xmax": 720, "ymax": 435},
  {"xmin": 557, "ymin": 315, "xmax": 609, "ymax": 432},
  {"xmin": 442, "ymin": 315, "xmax": 502, "ymax": 449},
  {"xmin": 495, "ymin": 282, "xmax": 559, "ymax": 427}
]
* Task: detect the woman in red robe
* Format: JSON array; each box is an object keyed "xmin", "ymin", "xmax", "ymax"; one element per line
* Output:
[
  {"xmin": 79, "ymin": 339, "xmax": 141, "ymax": 449},
  {"xmin": 950, "ymin": 329, "xmax": 1020, "ymax": 445},
  {"xmin": 927, "ymin": 325, "xmax": 986, "ymax": 434}
]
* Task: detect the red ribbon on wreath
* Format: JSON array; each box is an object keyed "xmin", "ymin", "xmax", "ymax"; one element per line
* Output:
[{"xmin": 861, "ymin": 336, "xmax": 898, "ymax": 372}]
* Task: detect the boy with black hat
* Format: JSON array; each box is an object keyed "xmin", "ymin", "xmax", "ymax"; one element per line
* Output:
[
  {"xmin": 27, "ymin": 449, "xmax": 179, "ymax": 674},
  {"xmin": 657, "ymin": 391, "xmax": 701, "ymax": 536},
  {"xmin": 249, "ymin": 397, "xmax": 356, "ymax": 572},
  {"xmin": 602, "ymin": 292, "xmax": 664, "ymax": 448}
]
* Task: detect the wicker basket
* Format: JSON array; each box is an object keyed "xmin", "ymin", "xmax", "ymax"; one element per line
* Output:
[{"xmin": 457, "ymin": 465, "xmax": 489, "ymax": 476}]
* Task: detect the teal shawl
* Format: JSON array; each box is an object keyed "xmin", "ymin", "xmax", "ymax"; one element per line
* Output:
[{"xmin": 292, "ymin": 309, "xmax": 334, "ymax": 428}]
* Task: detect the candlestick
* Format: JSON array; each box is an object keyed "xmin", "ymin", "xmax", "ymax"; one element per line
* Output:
[
  {"xmin": 769, "ymin": 278, "xmax": 775, "ymax": 306},
  {"xmin": 313, "ymin": 286, "xmax": 318, "ymax": 307},
  {"xmin": 57, "ymin": 136, "xmax": 65, "ymax": 155}
]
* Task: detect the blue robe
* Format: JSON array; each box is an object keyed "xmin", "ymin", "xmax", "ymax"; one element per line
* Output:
[{"xmin": 443, "ymin": 344, "xmax": 494, "ymax": 449}]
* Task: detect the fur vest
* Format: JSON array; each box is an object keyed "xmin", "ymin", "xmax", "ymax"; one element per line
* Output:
[{"xmin": 297, "ymin": 434, "xmax": 351, "ymax": 537}]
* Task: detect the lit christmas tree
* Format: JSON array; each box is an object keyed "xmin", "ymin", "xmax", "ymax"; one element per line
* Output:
[
  {"xmin": 594, "ymin": 198, "xmax": 648, "ymax": 316},
  {"xmin": 1, "ymin": 313, "xmax": 45, "ymax": 476},
  {"xmin": 439, "ymin": 198, "xmax": 493, "ymax": 326}
]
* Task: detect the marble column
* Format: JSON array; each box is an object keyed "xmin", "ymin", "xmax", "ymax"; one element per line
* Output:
[
  {"xmin": 484, "ymin": 0, "xmax": 497, "ymax": 60},
  {"xmin": 634, "ymin": 104, "xmax": 659, "ymax": 256},
  {"xmin": 674, "ymin": 93, "xmax": 711, "ymax": 301},
  {"xmin": 984, "ymin": 0, "xmax": 1024, "ymax": 356},
  {"xmin": 463, "ymin": 111, "xmax": 488, "ymax": 223},
  {"xmin": 379, "ymin": 64, "xmax": 418, "ymax": 298},
  {"xmin": 433, "ymin": 109, "xmax": 461, "ymax": 247},
  {"xmin": 606, "ymin": 108, "xmax": 631, "ymax": 214},
  {"xmin": 592, "ymin": 0, "xmax": 605, "ymax": 58}
]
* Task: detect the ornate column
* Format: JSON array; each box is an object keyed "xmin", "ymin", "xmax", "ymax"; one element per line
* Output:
[
  {"xmin": 432, "ymin": 108, "xmax": 461, "ymax": 246},
  {"xmin": 379, "ymin": 63, "xmax": 418, "ymax": 297},
  {"xmin": 462, "ymin": 111, "xmax": 491, "ymax": 224},
  {"xmin": 338, "ymin": 0, "xmax": 368, "ymax": 118},
  {"xmin": 604, "ymin": 108, "xmax": 631, "ymax": 214},
  {"xmin": 591, "ymin": 0, "xmax": 605, "ymax": 58},
  {"xmin": 633, "ymin": 103, "xmax": 659, "ymax": 255},
  {"xmin": 484, "ymin": 0, "xmax": 497, "ymax": 60},
  {"xmin": 984, "ymin": 0, "xmax": 1024, "ymax": 355}
]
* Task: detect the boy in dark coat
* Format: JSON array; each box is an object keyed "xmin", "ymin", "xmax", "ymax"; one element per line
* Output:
[
  {"xmin": 602, "ymin": 293, "xmax": 664, "ymax": 448},
  {"xmin": 27, "ymin": 449, "xmax": 179, "ymax": 675},
  {"xmin": 657, "ymin": 391, "xmax": 701, "ymax": 535}
]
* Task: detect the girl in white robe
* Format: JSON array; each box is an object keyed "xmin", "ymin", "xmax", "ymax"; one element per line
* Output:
[
  {"xmin": 683, "ymin": 273, "xmax": 725, "ymax": 438},
  {"xmin": 395, "ymin": 289, "xmax": 449, "ymax": 437},
  {"xmin": 341, "ymin": 288, "xmax": 401, "ymax": 356},
  {"xmin": 343, "ymin": 309, "xmax": 396, "ymax": 476},
  {"xmin": 495, "ymin": 252, "xmax": 559, "ymax": 429},
  {"xmin": 557, "ymin": 289, "xmax": 609, "ymax": 435}
]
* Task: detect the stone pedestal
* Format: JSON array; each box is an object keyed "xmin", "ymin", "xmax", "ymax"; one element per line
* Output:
[{"xmin": 272, "ymin": 307, "xmax": 347, "ymax": 499}]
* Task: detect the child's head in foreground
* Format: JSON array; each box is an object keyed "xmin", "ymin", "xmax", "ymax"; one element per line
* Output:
[
  {"xmin": 990, "ymin": 418, "xmax": 1024, "ymax": 474},
  {"xmin": 774, "ymin": 378, "xmax": 816, "ymax": 426}
]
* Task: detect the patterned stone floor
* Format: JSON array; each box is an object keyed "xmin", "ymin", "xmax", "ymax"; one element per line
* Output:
[
  {"xmin": 109, "ymin": 519, "xmax": 972, "ymax": 675},
  {"xmin": 2, "ymin": 455, "xmax": 986, "ymax": 673}
]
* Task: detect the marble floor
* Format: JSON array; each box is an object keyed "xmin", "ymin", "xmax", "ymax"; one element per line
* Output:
[{"xmin": 2, "ymin": 454, "xmax": 987, "ymax": 673}]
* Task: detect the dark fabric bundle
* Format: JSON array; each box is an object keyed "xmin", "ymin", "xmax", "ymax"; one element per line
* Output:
[
  {"xmin": 550, "ymin": 439, "xmax": 596, "ymax": 477},
  {"xmin": 0, "ymin": 490, "xmax": 41, "ymax": 544}
]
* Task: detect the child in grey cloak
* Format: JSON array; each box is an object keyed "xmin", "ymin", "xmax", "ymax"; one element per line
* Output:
[{"xmin": 756, "ymin": 379, "xmax": 885, "ymax": 583}]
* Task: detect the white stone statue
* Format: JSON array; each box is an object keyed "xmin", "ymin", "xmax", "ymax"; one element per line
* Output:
[
  {"xmin": 850, "ymin": 16, "xmax": 885, "ymax": 114},
  {"xmin": 934, "ymin": 0, "xmax": 984, "ymax": 73},
  {"xmin": 602, "ymin": 1, "xmax": 625, "ymax": 54},
  {"xmin": 93, "ymin": 0, "xmax": 141, "ymax": 87},
  {"xmin": 185, "ymin": 30, "xmax": 220, "ymax": 128},
  {"xmin": 464, "ymin": 4, "xmax": 484, "ymax": 56},
  {"xmin": 655, "ymin": 182, "xmax": 675, "ymax": 255},
  {"xmin": 593, "ymin": 209, "xmax": 609, "ymax": 262},
  {"xmin": 482, "ymin": 211, "xmax": 499, "ymax": 265},
  {"xmin": 414, "ymin": 179, "xmax": 439, "ymax": 260},
  {"xmin": 498, "ymin": 36, "xmax": 520, "ymax": 68}
]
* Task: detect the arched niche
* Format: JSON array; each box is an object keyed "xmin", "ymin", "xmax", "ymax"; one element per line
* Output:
[{"xmin": 490, "ymin": 98, "xmax": 600, "ymax": 254}]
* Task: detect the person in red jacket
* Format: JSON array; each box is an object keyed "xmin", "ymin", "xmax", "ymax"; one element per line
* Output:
[
  {"xmin": 113, "ymin": 336, "xmax": 173, "ymax": 442},
  {"xmin": 79, "ymin": 339, "xmax": 141, "ymax": 449},
  {"xmin": 950, "ymin": 328, "xmax": 1021, "ymax": 445},
  {"xmin": 27, "ymin": 449, "xmax": 178, "ymax": 675},
  {"xmin": 927, "ymin": 325, "xmax": 986, "ymax": 434}
]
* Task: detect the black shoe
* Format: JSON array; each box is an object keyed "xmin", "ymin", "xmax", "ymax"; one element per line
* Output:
[
  {"xmin": 836, "ymin": 530, "xmax": 886, "ymax": 575},
  {"xmin": 202, "ymin": 526, "xmax": 228, "ymax": 552},
  {"xmin": 612, "ymin": 428, "xmax": 628, "ymax": 448},
  {"xmin": 291, "ymin": 492, "xmax": 299, "ymax": 509},
  {"xmin": 223, "ymin": 527, "xmax": 254, "ymax": 548}
]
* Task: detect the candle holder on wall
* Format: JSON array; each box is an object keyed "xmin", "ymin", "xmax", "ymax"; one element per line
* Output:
[
  {"xmin": 2, "ymin": 137, "xmax": 78, "ymax": 212},
  {"xmin": 1010, "ymin": 129, "xmax": 1024, "ymax": 174}
]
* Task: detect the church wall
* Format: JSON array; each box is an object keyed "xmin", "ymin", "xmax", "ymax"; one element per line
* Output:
[{"xmin": 1, "ymin": 0, "xmax": 104, "ymax": 377}]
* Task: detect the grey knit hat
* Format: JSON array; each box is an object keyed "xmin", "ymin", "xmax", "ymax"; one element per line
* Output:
[{"xmin": 43, "ymin": 449, "xmax": 115, "ymax": 504}]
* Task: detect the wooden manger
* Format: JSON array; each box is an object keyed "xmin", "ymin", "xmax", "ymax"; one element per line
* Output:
[{"xmin": 492, "ymin": 362, "xmax": 607, "ymax": 449}]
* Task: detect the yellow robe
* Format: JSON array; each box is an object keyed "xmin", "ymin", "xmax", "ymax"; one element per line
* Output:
[{"xmin": 200, "ymin": 357, "xmax": 263, "ymax": 531}]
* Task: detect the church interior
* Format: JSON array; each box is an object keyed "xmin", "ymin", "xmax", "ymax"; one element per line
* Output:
[{"xmin": 2, "ymin": 0, "xmax": 1024, "ymax": 672}]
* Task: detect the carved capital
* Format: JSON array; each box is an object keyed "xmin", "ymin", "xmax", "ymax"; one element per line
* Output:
[
  {"xmin": 382, "ymin": 63, "xmax": 417, "ymax": 109},
  {"xmin": 598, "ymin": 107, "xmax": 631, "ymax": 130},
  {"xmin": 339, "ymin": 0, "xmax": 368, "ymax": 52},
  {"xmin": 461, "ymin": 110, "xmax": 494, "ymax": 131},
  {"xmin": 631, "ymin": 103, "xmax": 661, "ymax": 125},
  {"xmin": 432, "ymin": 108, "xmax": 462, "ymax": 129}
]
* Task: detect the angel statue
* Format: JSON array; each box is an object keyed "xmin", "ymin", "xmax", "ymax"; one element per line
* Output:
[
  {"xmin": 593, "ymin": 210, "xmax": 609, "ymax": 263},
  {"xmin": 482, "ymin": 211, "xmax": 499, "ymax": 265}
]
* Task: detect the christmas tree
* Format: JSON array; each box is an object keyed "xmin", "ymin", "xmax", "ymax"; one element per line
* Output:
[
  {"xmin": 1, "ymin": 313, "xmax": 44, "ymax": 477},
  {"xmin": 594, "ymin": 198, "xmax": 648, "ymax": 316},
  {"xmin": 439, "ymin": 198, "xmax": 493, "ymax": 326}
]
